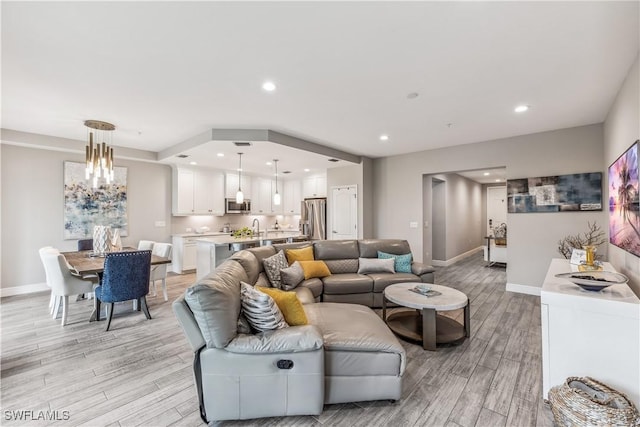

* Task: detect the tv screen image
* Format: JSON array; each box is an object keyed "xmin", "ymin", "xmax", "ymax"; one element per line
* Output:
[{"xmin": 608, "ymin": 140, "xmax": 640, "ymax": 257}]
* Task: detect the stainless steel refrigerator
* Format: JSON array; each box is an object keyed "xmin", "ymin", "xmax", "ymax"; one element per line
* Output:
[{"xmin": 300, "ymin": 198, "xmax": 326, "ymax": 240}]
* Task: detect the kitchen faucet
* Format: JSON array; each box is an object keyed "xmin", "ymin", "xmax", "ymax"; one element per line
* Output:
[{"xmin": 252, "ymin": 218, "xmax": 260, "ymax": 238}]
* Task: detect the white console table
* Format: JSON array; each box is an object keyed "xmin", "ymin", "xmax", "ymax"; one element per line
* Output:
[{"xmin": 541, "ymin": 259, "xmax": 640, "ymax": 406}]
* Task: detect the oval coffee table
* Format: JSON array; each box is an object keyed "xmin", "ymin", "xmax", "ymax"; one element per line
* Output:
[{"xmin": 382, "ymin": 283, "xmax": 470, "ymax": 351}]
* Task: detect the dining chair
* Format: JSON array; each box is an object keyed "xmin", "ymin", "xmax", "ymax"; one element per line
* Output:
[
  {"xmin": 41, "ymin": 251, "xmax": 98, "ymax": 326},
  {"xmin": 150, "ymin": 243, "xmax": 172, "ymax": 301},
  {"xmin": 94, "ymin": 250, "xmax": 152, "ymax": 331},
  {"xmin": 137, "ymin": 240, "xmax": 155, "ymax": 251},
  {"xmin": 77, "ymin": 238, "xmax": 93, "ymax": 251},
  {"xmin": 39, "ymin": 246, "xmax": 60, "ymax": 315}
]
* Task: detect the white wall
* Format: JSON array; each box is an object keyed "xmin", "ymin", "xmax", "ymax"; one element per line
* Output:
[
  {"xmin": 1, "ymin": 143, "xmax": 172, "ymax": 290},
  {"xmin": 373, "ymin": 124, "xmax": 606, "ymax": 290},
  {"xmin": 604, "ymin": 54, "xmax": 640, "ymax": 296}
]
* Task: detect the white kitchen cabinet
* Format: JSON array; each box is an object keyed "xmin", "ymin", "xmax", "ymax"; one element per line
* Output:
[
  {"xmin": 283, "ymin": 180, "xmax": 302, "ymax": 214},
  {"xmin": 225, "ymin": 173, "xmax": 252, "ymax": 199},
  {"xmin": 303, "ymin": 173, "xmax": 327, "ymax": 198},
  {"xmin": 541, "ymin": 259, "xmax": 640, "ymax": 407},
  {"xmin": 172, "ymin": 236, "xmax": 198, "ymax": 273},
  {"xmin": 173, "ymin": 168, "xmax": 225, "ymax": 215},
  {"xmin": 251, "ymin": 177, "xmax": 273, "ymax": 215}
]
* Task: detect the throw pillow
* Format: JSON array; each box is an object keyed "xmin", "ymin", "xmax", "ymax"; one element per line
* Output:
[
  {"xmin": 280, "ymin": 261, "xmax": 305, "ymax": 291},
  {"xmin": 285, "ymin": 246, "xmax": 314, "ymax": 265},
  {"xmin": 298, "ymin": 260, "xmax": 332, "ymax": 280},
  {"xmin": 237, "ymin": 312, "xmax": 252, "ymax": 335},
  {"xmin": 262, "ymin": 250, "xmax": 289, "ymax": 289},
  {"xmin": 378, "ymin": 251, "xmax": 413, "ymax": 273},
  {"xmin": 240, "ymin": 282, "xmax": 289, "ymax": 332},
  {"xmin": 256, "ymin": 286, "xmax": 308, "ymax": 326},
  {"xmin": 357, "ymin": 257, "xmax": 395, "ymax": 274}
]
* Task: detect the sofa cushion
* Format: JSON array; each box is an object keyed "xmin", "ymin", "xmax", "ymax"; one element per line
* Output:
[
  {"xmin": 358, "ymin": 239, "xmax": 412, "ymax": 258},
  {"xmin": 229, "ymin": 250, "xmax": 261, "ymax": 284},
  {"xmin": 184, "ymin": 271, "xmax": 242, "ymax": 349},
  {"xmin": 256, "ymin": 286, "xmax": 308, "ymax": 326},
  {"xmin": 313, "ymin": 240, "xmax": 359, "ymax": 260},
  {"xmin": 299, "ymin": 260, "xmax": 331, "ymax": 280},
  {"xmin": 240, "ymin": 282, "xmax": 288, "ymax": 332},
  {"xmin": 298, "ymin": 278, "xmax": 323, "ymax": 299},
  {"xmin": 254, "ymin": 272, "xmax": 271, "ymax": 288},
  {"xmin": 273, "ymin": 241, "xmax": 313, "ymax": 253},
  {"xmin": 262, "ymin": 250, "xmax": 289, "ymax": 289},
  {"xmin": 322, "ymin": 274, "xmax": 373, "ymax": 295},
  {"xmin": 357, "ymin": 257, "xmax": 395, "ymax": 274},
  {"xmin": 324, "ymin": 259, "xmax": 359, "ymax": 274},
  {"xmin": 280, "ymin": 261, "xmax": 305, "ymax": 290},
  {"xmin": 378, "ymin": 251, "xmax": 412, "ymax": 273},
  {"xmin": 286, "ymin": 246, "xmax": 315, "ymax": 265},
  {"xmin": 368, "ymin": 272, "xmax": 421, "ymax": 292},
  {"xmin": 245, "ymin": 246, "xmax": 277, "ymax": 274}
]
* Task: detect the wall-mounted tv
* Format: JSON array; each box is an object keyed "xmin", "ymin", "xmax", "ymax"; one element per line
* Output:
[{"xmin": 608, "ymin": 140, "xmax": 640, "ymax": 257}]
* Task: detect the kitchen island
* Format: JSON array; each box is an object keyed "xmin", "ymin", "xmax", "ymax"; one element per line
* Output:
[{"xmin": 195, "ymin": 231, "xmax": 307, "ymax": 280}]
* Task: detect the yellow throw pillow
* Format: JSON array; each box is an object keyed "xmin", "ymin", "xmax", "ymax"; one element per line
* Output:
[
  {"xmin": 298, "ymin": 260, "xmax": 332, "ymax": 280},
  {"xmin": 285, "ymin": 246, "xmax": 314, "ymax": 265},
  {"xmin": 255, "ymin": 286, "xmax": 308, "ymax": 326}
]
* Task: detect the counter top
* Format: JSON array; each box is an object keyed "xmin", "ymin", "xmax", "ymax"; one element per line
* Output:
[
  {"xmin": 172, "ymin": 232, "xmax": 231, "ymax": 238},
  {"xmin": 195, "ymin": 234, "xmax": 307, "ymax": 246}
]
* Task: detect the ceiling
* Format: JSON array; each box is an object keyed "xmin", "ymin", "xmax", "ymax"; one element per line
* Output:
[
  {"xmin": 457, "ymin": 168, "xmax": 507, "ymax": 185},
  {"xmin": 2, "ymin": 2, "xmax": 638, "ymax": 174}
]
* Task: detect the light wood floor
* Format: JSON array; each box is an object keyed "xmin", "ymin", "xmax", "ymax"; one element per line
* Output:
[{"xmin": 1, "ymin": 253, "xmax": 553, "ymax": 426}]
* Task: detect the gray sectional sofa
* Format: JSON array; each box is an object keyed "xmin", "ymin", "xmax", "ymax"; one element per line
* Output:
[{"xmin": 173, "ymin": 239, "xmax": 434, "ymax": 423}]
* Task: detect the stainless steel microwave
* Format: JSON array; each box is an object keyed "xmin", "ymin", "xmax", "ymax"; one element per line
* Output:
[{"xmin": 225, "ymin": 199, "xmax": 251, "ymax": 214}]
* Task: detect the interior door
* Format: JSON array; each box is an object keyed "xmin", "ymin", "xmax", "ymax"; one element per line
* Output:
[
  {"xmin": 487, "ymin": 186, "xmax": 507, "ymax": 235},
  {"xmin": 331, "ymin": 185, "xmax": 357, "ymax": 240}
]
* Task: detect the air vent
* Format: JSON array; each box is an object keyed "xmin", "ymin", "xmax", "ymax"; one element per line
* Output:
[
  {"xmin": 176, "ymin": 154, "xmax": 189, "ymax": 158},
  {"xmin": 233, "ymin": 141, "xmax": 252, "ymax": 147},
  {"xmin": 328, "ymin": 158, "xmax": 339, "ymax": 162},
  {"xmin": 282, "ymin": 171, "xmax": 291, "ymax": 174}
]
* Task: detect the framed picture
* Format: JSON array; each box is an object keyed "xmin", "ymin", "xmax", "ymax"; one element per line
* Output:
[
  {"xmin": 608, "ymin": 140, "xmax": 640, "ymax": 257},
  {"xmin": 63, "ymin": 161, "xmax": 128, "ymax": 239},
  {"xmin": 507, "ymin": 173, "xmax": 602, "ymax": 213}
]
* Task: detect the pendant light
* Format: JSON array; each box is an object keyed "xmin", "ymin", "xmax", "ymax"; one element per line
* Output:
[
  {"xmin": 273, "ymin": 159, "xmax": 281, "ymax": 206},
  {"xmin": 236, "ymin": 153, "xmax": 244, "ymax": 203},
  {"xmin": 84, "ymin": 120, "xmax": 115, "ymax": 189}
]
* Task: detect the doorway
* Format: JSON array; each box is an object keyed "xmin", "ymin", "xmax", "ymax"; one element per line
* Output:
[
  {"xmin": 431, "ymin": 178, "xmax": 446, "ymax": 262},
  {"xmin": 486, "ymin": 186, "xmax": 507, "ymax": 236},
  {"xmin": 330, "ymin": 185, "xmax": 357, "ymax": 240}
]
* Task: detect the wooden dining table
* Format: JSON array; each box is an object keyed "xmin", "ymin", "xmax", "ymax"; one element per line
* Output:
[
  {"xmin": 61, "ymin": 247, "xmax": 172, "ymax": 322},
  {"xmin": 62, "ymin": 247, "xmax": 171, "ymax": 275}
]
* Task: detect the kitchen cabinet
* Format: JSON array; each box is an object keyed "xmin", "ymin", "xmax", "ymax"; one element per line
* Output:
[
  {"xmin": 172, "ymin": 236, "xmax": 198, "ymax": 273},
  {"xmin": 303, "ymin": 174, "xmax": 326, "ymax": 198},
  {"xmin": 283, "ymin": 180, "xmax": 302, "ymax": 214},
  {"xmin": 251, "ymin": 177, "xmax": 272, "ymax": 214},
  {"xmin": 173, "ymin": 168, "xmax": 225, "ymax": 215},
  {"xmin": 225, "ymin": 173, "xmax": 252, "ymax": 199}
]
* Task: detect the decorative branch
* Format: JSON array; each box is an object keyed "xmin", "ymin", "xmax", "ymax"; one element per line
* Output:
[{"xmin": 557, "ymin": 221, "xmax": 606, "ymax": 259}]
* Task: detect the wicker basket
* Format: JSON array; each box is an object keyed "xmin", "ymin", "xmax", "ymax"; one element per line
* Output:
[
  {"xmin": 494, "ymin": 237, "xmax": 507, "ymax": 246},
  {"xmin": 548, "ymin": 376, "xmax": 640, "ymax": 426}
]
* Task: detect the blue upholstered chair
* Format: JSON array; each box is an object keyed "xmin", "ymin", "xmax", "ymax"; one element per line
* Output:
[
  {"xmin": 77, "ymin": 238, "xmax": 93, "ymax": 251},
  {"xmin": 94, "ymin": 250, "xmax": 152, "ymax": 331}
]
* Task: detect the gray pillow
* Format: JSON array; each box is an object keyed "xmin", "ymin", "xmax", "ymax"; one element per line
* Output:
[
  {"xmin": 280, "ymin": 261, "xmax": 305, "ymax": 291},
  {"xmin": 357, "ymin": 257, "xmax": 395, "ymax": 274},
  {"xmin": 240, "ymin": 282, "xmax": 288, "ymax": 332},
  {"xmin": 237, "ymin": 312, "xmax": 252, "ymax": 335},
  {"xmin": 262, "ymin": 250, "xmax": 289, "ymax": 289}
]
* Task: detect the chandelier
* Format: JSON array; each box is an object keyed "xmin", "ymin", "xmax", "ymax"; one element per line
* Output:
[{"xmin": 84, "ymin": 120, "xmax": 115, "ymax": 188}]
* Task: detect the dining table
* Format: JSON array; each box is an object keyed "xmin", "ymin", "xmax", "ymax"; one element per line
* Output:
[{"xmin": 61, "ymin": 247, "xmax": 172, "ymax": 322}]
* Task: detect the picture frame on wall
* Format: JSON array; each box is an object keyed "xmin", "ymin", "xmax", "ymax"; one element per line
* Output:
[
  {"xmin": 63, "ymin": 161, "xmax": 128, "ymax": 239},
  {"xmin": 608, "ymin": 140, "xmax": 640, "ymax": 257}
]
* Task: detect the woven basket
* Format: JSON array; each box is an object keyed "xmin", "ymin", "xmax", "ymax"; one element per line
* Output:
[
  {"xmin": 548, "ymin": 376, "xmax": 640, "ymax": 426},
  {"xmin": 494, "ymin": 237, "xmax": 507, "ymax": 246}
]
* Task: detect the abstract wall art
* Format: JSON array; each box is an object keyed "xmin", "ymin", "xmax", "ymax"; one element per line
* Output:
[
  {"xmin": 507, "ymin": 173, "xmax": 602, "ymax": 213},
  {"xmin": 608, "ymin": 140, "xmax": 640, "ymax": 257},
  {"xmin": 63, "ymin": 161, "xmax": 128, "ymax": 239}
]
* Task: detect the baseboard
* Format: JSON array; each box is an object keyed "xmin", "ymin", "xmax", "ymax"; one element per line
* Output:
[
  {"xmin": 1, "ymin": 282, "xmax": 49, "ymax": 298},
  {"xmin": 506, "ymin": 282, "xmax": 541, "ymax": 296},
  {"xmin": 432, "ymin": 246, "xmax": 483, "ymax": 267}
]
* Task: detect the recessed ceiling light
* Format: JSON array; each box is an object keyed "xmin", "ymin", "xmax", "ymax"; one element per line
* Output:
[
  {"xmin": 407, "ymin": 92, "xmax": 419, "ymax": 99},
  {"xmin": 304, "ymin": 168, "xmax": 310, "ymax": 172},
  {"xmin": 495, "ymin": 179, "xmax": 501, "ymax": 182},
  {"xmin": 266, "ymin": 161, "xmax": 272, "ymax": 166},
  {"xmin": 379, "ymin": 135, "xmax": 389, "ymax": 141},
  {"xmin": 483, "ymin": 172, "xmax": 490, "ymax": 176},
  {"xmin": 262, "ymin": 81, "xmax": 276, "ymax": 91},
  {"xmin": 514, "ymin": 105, "xmax": 529, "ymax": 113},
  {"xmin": 190, "ymin": 161, "xmax": 197, "ymax": 165},
  {"xmin": 217, "ymin": 153, "xmax": 224, "ymax": 157}
]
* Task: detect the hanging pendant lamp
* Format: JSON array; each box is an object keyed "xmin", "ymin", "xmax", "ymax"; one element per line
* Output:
[
  {"xmin": 236, "ymin": 153, "xmax": 244, "ymax": 203},
  {"xmin": 84, "ymin": 120, "xmax": 115, "ymax": 189},
  {"xmin": 273, "ymin": 159, "xmax": 281, "ymax": 206}
]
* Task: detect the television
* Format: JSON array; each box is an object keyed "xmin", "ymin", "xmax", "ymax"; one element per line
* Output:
[{"xmin": 608, "ymin": 140, "xmax": 640, "ymax": 257}]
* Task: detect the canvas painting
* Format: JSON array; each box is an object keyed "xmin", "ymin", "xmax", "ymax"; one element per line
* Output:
[
  {"xmin": 507, "ymin": 173, "xmax": 602, "ymax": 213},
  {"xmin": 608, "ymin": 140, "xmax": 640, "ymax": 257},
  {"xmin": 63, "ymin": 161, "xmax": 128, "ymax": 239}
]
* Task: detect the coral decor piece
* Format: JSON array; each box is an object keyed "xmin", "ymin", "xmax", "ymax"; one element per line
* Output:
[{"xmin": 557, "ymin": 222, "xmax": 606, "ymax": 260}]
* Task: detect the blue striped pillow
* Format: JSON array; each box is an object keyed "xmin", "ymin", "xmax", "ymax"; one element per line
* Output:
[{"xmin": 377, "ymin": 251, "xmax": 412, "ymax": 273}]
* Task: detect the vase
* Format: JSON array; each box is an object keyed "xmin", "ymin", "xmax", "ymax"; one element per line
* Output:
[
  {"xmin": 578, "ymin": 245, "xmax": 603, "ymax": 271},
  {"xmin": 93, "ymin": 225, "xmax": 111, "ymax": 256}
]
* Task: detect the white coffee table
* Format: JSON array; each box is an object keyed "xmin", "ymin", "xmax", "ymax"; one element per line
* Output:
[{"xmin": 383, "ymin": 283, "xmax": 470, "ymax": 351}]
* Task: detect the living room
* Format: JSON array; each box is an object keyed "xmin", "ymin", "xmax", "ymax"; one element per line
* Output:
[{"xmin": 1, "ymin": 1, "xmax": 639, "ymax": 426}]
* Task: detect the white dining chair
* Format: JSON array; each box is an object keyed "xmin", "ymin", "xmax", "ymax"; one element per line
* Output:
[
  {"xmin": 41, "ymin": 251, "xmax": 99, "ymax": 326},
  {"xmin": 138, "ymin": 240, "xmax": 155, "ymax": 251},
  {"xmin": 39, "ymin": 246, "xmax": 60, "ymax": 315},
  {"xmin": 150, "ymin": 243, "xmax": 172, "ymax": 301}
]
